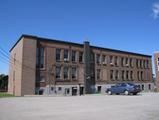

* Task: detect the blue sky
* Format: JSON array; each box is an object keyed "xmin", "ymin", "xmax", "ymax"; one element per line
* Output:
[{"xmin": 0, "ymin": 0, "xmax": 159, "ymax": 74}]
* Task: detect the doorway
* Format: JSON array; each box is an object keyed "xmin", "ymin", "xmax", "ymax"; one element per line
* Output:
[
  {"xmin": 39, "ymin": 89, "xmax": 43, "ymax": 95},
  {"xmin": 97, "ymin": 86, "xmax": 101, "ymax": 93},
  {"xmin": 72, "ymin": 87, "xmax": 77, "ymax": 96},
  {"xmin": 79, "ymin": 87, "xmax": 84, "ymax": 95}
]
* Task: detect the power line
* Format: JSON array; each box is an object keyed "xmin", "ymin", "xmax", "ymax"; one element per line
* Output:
[
  {"xmin": 0, "ymin": 47, "xmax": 27, "ymax": 72},
  {"xmin": 0, "ymin": 52, "xmax": 22, "ymax": 72},
  {"xmin": 0, "ymin": 46, "xmax": 36, "ymax": 71}
]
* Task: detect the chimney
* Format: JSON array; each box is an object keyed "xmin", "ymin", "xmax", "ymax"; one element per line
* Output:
[{"xmin": 84, "ymin": 41, "xmax": 95, "ymax": 94}]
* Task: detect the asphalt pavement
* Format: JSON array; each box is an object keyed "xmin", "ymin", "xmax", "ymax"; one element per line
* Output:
[{"xmin": 0, "ymin": 93, "xmax": 159, "ymax": 120}]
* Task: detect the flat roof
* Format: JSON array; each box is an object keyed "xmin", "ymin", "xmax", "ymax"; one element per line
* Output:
[{"xmin": 10, "ymin": 34, "xmax": 151, "ymax": 58}]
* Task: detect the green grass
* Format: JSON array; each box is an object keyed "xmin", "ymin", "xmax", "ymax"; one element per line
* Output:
[{"xmin": 0, "ymin": 92, "xmax": 14, "ymax": 98}]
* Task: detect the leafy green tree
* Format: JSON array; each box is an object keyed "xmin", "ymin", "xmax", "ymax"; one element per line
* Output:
[{"xmin": 0, "ymin": 74, "xmax": 8, "ymax": 91}]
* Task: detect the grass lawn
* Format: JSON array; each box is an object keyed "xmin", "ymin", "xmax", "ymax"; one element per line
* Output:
[{"xmin": 0, "ymin": 92, "xmax": 14, "ymax": 98}]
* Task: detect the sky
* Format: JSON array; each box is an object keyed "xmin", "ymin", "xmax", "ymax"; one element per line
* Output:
[{"xmin": 0, "ymin": 0, "xmax": 159, "ymax": 74}]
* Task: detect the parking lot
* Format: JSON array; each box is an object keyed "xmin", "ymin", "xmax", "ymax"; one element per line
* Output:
[{"xmin": 0, "ymin": 93, "xmax": 159, "ymax": 120}]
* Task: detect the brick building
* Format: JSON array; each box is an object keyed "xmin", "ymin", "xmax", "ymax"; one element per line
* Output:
[
  {"xmin": 154, "ymin": 52, "xmax": 159, "ymax": 92},
  {"xmin": 8, "ymin": 35, "xmax": 153, "ymax": 96}
]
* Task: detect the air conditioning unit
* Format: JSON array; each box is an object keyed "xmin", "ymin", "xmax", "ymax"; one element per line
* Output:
[{"xmin": 103, "ymin": 62, "xmax": 107, "ymax": 65}]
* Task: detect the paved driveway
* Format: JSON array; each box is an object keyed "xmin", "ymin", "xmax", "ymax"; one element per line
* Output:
[{"xmin": 0, "ymin": 93, "xmax": 159, "ymax": 120}]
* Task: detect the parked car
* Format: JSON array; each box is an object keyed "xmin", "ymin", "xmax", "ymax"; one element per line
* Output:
[{"xmin": 106, "ymin": 83, "xmax": 141, "ymax": 95}]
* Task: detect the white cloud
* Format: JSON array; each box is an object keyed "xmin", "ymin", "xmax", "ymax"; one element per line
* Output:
[{"xmin": 152, "ymin": 2, "xmax": 159, "ymax": 19}]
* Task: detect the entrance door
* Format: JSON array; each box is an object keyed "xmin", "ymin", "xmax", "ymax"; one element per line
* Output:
[
  {"xmin": 97, "ymin": 86, "xmax": 101, "ymax": 93},
  {"xmin": 79, "ymin": 87, "xmax": 84, "ymax": 95},
  {"xmin": 39, "ymin": 89, "xmax": 43, "ymax": 95}
]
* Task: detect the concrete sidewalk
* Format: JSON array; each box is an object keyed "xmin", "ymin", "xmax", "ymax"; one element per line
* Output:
[{"xmin": 0, "ymin": 93, "xmax": 159, "ymax": 120}]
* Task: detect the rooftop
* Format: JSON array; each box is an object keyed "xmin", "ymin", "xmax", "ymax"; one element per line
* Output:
[{"xmin": 10, "ymin": 34, "xmax": 151, "ymax": 58}]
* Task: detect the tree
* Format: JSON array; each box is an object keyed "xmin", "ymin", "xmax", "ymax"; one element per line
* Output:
[{"xmin": 0, "ymin": 74, "xmax": 8, "ymax": 92}]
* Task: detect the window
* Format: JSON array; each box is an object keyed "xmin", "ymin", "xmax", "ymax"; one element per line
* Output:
[
  {"xmin": 115, "ymin": 70, "xmax": 119, "ymax": 80},
  {"xmin": 143, "ymin": 60, "xmax": 146, "ymax": 68},
  {"xmin": 64, "ymin": 66, "xmax": 69, "ymax": 79},
  {"xmin": 97, "ymin": 69, "xmax": 101, "ymax": 80},
  {"xmin": 36, "ymin": 47, "xmax": 39, "ymax": 67},
  {"xmin": 141, "ymin": 60, "xmax": 144, "ymax": 68},
  {"xmin": 140, "ymin": 60, "xmax": 142, "ymax": 68},
  {"xmin": 146, "ymin": 60, "xmax": 149, "ymax": 68},
  {"xmin": 110, "ymin": 70, "xmax": 113, "ymax": 80},
  {"xmin": 96, "ymin": 54, "xmax": 100, "ymax": 64},
  {"xmin": 130, "ymin": 58, "xmax": 133, "ymax": 67},
  {"xmin": 40, "ymin": 76, "xmax": 45, "ymax": 82},
  {"xmin": 130, "ymin": 71, "xmax": 133, "ymax": 80},
  {"xmin": 145, "ymin": 60, "xmax": 147, "ymax": 68},
  {"xmin": 138, "ymin": 60, "xmax": 140, "ymax": 68},
  {"xmin": 72, "ymin": 67, "xmax": 77, "ymax": 79},
  {"xmin": 90, "ymin": 53, "xmax": 94, "ymax": 61},
  {"xmin": 137, "ymin": 71, "xmax": 140, "ymax": 80},
  {"xmin": 64, "ymin": 49, "xmax": 69, "ymax": 61},
  {"xmin": 125, "ymin": 58, "xmax": 128, "ymax": 67},
  {"xmin": 102, "ymin": 55, "xmax": 106, "ymax": 64},
  {"xmin": 158, "ymin": 58, "xmax": 159, "ymax": 66},
  {"xmin": 79, "ymin": 52, "xmax": 83, "ymax": 62},
  {"xmin": 56, "ymin": 66, "xmax": 61, "ymax": 79},
  {"xmin": 56, "ymin": 49, "xmax": 61, "ymax": 61},
  {"xmin": 122, "ymin": 70, "xmax": 124, "ymax": 80},
  {"xmin": 136, "ymin": 59, "xmax": 138, "ymax": 68},
  {"xmin": 114, "ymin": 56, "xmax": 118, "ymax": 66},
  {"xmin": 110, "ymin": 56, "xmax": 113, "ymax": 65},
  {"xmin": 121, "ymin": 57, "xmax": 124, "ymax": 66},
  {"xmin": 36, "ymin": 47, "xmax": 44, "ymax": 68},
  {"xmin": 72, "ymin": 50, "xmax": 76, "ymax": 62},
  {"xmin": 126, "ymin": 71, "xmax": 129, "ymax": 80},
  {"xmin": 141, "ymin": 71, "xmax": 143, "ymax": 80},
  {"xmin": 40, "ymin": 47, "xmax": 44, "ymax": 68}
]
